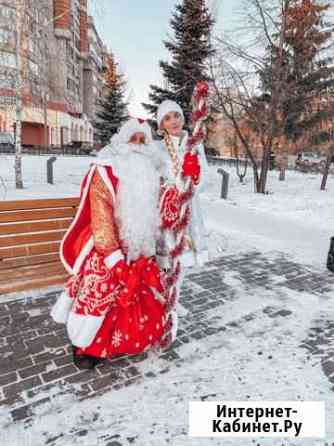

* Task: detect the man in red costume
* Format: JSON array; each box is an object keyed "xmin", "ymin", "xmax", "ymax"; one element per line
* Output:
[{"xmin": 51, "ymin": 119, "xmax": 167, "ymax": 369}]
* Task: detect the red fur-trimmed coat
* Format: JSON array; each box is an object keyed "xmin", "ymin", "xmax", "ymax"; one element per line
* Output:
[{"xmin": 51, "ymin": 162, "xmax": 168, "ymax": 358}]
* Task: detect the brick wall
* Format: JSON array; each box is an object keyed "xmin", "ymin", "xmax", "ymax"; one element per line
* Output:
[
  {"xmin": 79, "ymin": 0, "xmax": 88, "ymax": 55},
  {"xmin": 54, "ymin": 0, "xmax": 71, "ymax": 30}
]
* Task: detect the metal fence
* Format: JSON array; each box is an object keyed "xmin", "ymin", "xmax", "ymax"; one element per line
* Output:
[
  {"xmin": 207, "ymin": 155, "xmax": 251, "ymax": 167},
  {"xmin": 0, "ymin": 145, "xmax": 96, "ymax": 157}
]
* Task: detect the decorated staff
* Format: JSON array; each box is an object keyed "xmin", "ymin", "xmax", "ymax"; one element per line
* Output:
[{"xmin": 158, "ymin": 81, "xmax": 210, "ymax": 349}]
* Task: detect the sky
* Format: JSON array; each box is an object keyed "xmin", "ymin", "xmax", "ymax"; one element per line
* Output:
[{"xmin": 89, "ymin": 0, "xmax": 243, "ymax": 119}]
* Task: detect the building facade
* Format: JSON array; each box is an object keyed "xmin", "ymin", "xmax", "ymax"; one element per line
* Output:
[
  {"xmin": 206, "ymin": 99, "xmax": 334, "ymax": 161},
  {"xmin": 205, "ymin": 111, "xmax": 236, "ymax": 157},
  {"xmin": 83, "ymin": 15, "xmax": 107, "ymax": 122},
  {"xmin": 0, "ymin": 0, "xmax": 108, "ymax": 148}
]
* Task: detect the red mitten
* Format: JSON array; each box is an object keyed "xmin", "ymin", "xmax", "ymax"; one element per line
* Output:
[
  {"xmin": 182, "ymin": 152, "xmax": 201, "ymax": 185},
  {"xmin": 160, "ymin": 185, "xmax": 182, "ymax": 230}
]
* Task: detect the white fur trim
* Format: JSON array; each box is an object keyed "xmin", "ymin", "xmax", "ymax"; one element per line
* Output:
[
  {"xmin": 67, "ymin": 312, "xmax": 105, "ymax": 348},
  {"xmin": 178, "ymin": 246, "xmax": 208, "ymax": 269},
  {"xmin": 110, "ymin": 118, "xmax": 153, "ymax": 145},
  {"xmin": 73, "ymin": 236, "xmax": 94, "ymax": 275},
  {"xmin": 104, "ymin": 249, "xmax": 124, "ymax": 269},
  {"xmin": 50, "ymin": 290, "xmax": 74, "ymax": 324},
  {"xmin": 196, "ymin": 249, "xmax": 209, "ymax": 268},
  {"xmin": 180, "ymin": 250, "xmax": 196, "ymax": 268},
  {"xmin": 60, "ymin": 165, "xmax": 96, "ymax": 275},
  {"xmin": 156, "ymin": 255, "xmax": 171, "ymax": 270},
  {"xmin": 157, "ymin": 100, "xmax": 184, "ymax": 128},
  {"xmin": 170, "ymin": 310, "xmax": 178, "ymax": 342},
  {"xmin": 94, "ymin": 158, "xmax": 115, "ymax": 166},
  {"xmin": 117, "ymin": 118, "xmax": 152, "ymax": 144}
]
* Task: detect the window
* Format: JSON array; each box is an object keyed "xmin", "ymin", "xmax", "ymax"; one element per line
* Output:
[
  {"xmin": 0, "ymin": 5, "xmax": 15, "ymax": 21},
  {"xmin": 0, "ymin": 51, "xmax": 16, "ymax": 68},
  {"xmin": 35, "ymin": 8, "xmax": 39, "ymax": 25},
  {"xmin": 67, "ymin": 77, "xmax": 79, "ymax": 94},
  {"xmin": 75, "ymin": 36, "xmax": 80, "ymax": 51},
  {"xmin": 0, "ymin": 95, "xmax": 15, "ymax": 107},
  {"xmin": 28, "ymin": 38, "xmax": 40, "ymax": 56},
  {"xmin": 62, "ymin": 127, "xmax": 69, "ymax": 144},
  {"xmin": 66, "ymin": 41, "xmax": 74, "ymax": 59},
  {"xmin": 29, "ymin": 60, "xmax": 39, "ymax": 76},
  {"xmin": 0, "ymin": 76, "xmax": 14, "ymax": 88},
  {"xmin": 0, "ymin": 29, "xmax": 15, "ymax": 46}
]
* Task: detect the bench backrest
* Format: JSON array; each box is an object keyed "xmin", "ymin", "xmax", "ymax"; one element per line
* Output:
[{"xmin": 0, "ymin": 197, "xmax": 79, "ymax": 294}]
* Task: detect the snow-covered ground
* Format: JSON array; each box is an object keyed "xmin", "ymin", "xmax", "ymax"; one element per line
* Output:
[
  {"xmin": 204, "ymin": 164, "xmax": 334, "ymax": 269},
  {"xmin": 0, "ymin": 154, "xmax": 95, "ymax": 200},
  {"xmin": 1, "ymin": 154, "xmax": 334, "ymax": 445}
]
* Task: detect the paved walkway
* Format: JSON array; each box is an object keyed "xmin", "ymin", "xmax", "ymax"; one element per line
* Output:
[{"xmin": 1, "ymin": 251, "xmax": 334, "ymax": 444}]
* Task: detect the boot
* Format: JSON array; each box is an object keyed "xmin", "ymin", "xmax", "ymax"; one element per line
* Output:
[{"xmin": 72, "ymin": 346, "xmax": 102, "ymax": 370}]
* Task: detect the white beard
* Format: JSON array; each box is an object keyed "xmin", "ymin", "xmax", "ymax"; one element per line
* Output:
[{"xmin": 110, "ymin": 144, "xmax": 161, "ymax": 263}]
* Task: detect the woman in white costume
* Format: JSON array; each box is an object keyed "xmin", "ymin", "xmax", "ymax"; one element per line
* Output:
[
  {"xmin": 153, "ymin": 100, "xmax": 210, "ymax": 348},
  {"xmin": 156, "ymin": 99, "xmax": 210, "ymax": 270}
]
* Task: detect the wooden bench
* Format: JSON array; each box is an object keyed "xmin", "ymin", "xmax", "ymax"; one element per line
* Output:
[{"xmin": 0, "ymin": 197, "xmax": 79, "ymax": 295}]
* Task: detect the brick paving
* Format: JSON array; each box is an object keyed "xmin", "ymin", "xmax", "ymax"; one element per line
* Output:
[{"xmin": 1, "ymin": 250, "xmax": 334, "ymax": 436}]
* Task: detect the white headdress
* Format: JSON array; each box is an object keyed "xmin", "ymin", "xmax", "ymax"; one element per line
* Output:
[
  {"xmin": 157, "ymin": 100, "xmax": 184, "ymax": 129},
  {"xmin": 115, "ymin": 118, "xmax": 153, "ymax": 144}
]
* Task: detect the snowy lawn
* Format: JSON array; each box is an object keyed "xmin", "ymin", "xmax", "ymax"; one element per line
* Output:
[{"xmin": 203, "ymin": 164, "xmax": 334, "ymax": 268}]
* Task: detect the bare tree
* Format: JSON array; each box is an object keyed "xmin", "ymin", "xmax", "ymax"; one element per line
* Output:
[
  {"xmin": 233, "ymin": 136, "xmax": 249, "ymax": 184},
  {"xmin": 319, "ymin": 98, "xmax": 334, "ymax": 190},
  {"xmin": 11, "ymin": 0, "xmax": 76, "ymax": 188},
  {"xmin": 12, "ymin": 0, "xmax": 52, "ymax": 189},
  {"xmin": 4, "ymin": 0, "xmax": 102, "ymax": 188},
  {"xmin": 210, "ymin": 0, "xmax": 292, "ymax": 193},
  {"xmin": 320, "ymin": 150, "xmax": 333, "ymax": 190},
  {"xmin": 14, "ymin": 0, "xmax": 25, "ymax": 189}
]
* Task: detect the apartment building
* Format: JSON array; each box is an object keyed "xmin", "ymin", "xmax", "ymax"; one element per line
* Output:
[
  {"xmin": 0, "ymin": 0, "xmax": 108, "ymax": 148},
  {"xmin": 83, "ymin": 15, "xmax": 108, "ymax": 122}
]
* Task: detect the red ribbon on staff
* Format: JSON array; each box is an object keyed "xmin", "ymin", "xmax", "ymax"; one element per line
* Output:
[{"xmin": 182, "ymin": 152, "xmax": 201, "ymax": 185}]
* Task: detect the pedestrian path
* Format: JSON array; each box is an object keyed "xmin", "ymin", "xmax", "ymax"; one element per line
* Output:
[{"xmin": 0, "ymin": 250, "xmax": 334, "ymax": 445}]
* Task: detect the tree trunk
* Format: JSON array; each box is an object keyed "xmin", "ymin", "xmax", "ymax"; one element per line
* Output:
[
  {"xmin": 236, "ymin": 156, "xmax": 248, "ymax": 183},
  {"xmin": 277, "ymin": 143, "xmax": 285, "ymax": 181},
  {"xmin": 15, "ymin": 0, "xmax": 24, "ymax": 190},
  {"xmin": 320, "ymin": 154, "xmax": 332, "ymax": 191},
  {"xmin": 257, "ymin": 146, "xmax": 271, "ymax": 193},
  {"xmin": 250, "ymin": 159, "xmax": 260, "ymax": 192},
  {"xmin": 257, "ymin": 171, "xmax": 268, "ymax": 193},
  {"xmin": 44, "ymin": 93, "xmax": 48, "ymax": 150},
  {"xmin": 279, "ymin": 141, "xmax": 289, "ymax": 181}
]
